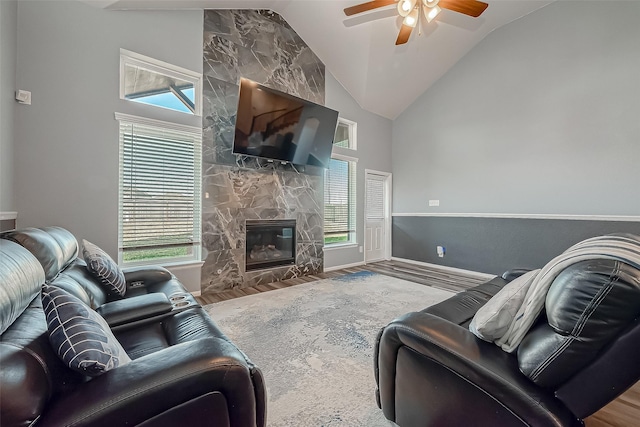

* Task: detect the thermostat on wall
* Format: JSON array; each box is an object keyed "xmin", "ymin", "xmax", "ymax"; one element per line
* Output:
[{"xmin": 15, "ymin": 90, "xmax": 31, "ymax": 105}]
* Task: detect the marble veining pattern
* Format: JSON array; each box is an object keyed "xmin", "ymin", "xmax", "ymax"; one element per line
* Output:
[{"xmin": 202, "ymin": 9, "xmax": 326, "ymax": 293}]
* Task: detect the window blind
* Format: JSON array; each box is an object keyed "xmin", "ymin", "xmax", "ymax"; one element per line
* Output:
[
  {"xmin": 118, "ymin": 119, "xmax": 201, "ymax": 261},
  {"xmin": 366, "ymin": 178, "xmax": 385, "ymax": 220},
  {"xmin": 324, "ymin": 158, "xmax": 356, "ymax": 239}
]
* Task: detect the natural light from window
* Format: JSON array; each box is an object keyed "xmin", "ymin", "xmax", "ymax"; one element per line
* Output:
[
  {"xmin": 129, "ymin": 87, "xmax": 196, "ymax": 114},
  {"xmin": 120, "ymin": 49, "xmax": 201, "ymax": 116}
]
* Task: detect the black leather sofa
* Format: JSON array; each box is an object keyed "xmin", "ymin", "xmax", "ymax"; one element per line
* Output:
[
  {"xmin": 0, "ymin": 227, "xmax": 266, "ymax": 427},
  {"xmin": 375, "ymin": 261, "xmax": 640, "ymax": 426}
]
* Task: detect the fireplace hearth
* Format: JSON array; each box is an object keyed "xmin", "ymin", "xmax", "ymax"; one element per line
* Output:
[{"xmin": 245, "ymin": 219, "xmax": 296, "ymax": 271}]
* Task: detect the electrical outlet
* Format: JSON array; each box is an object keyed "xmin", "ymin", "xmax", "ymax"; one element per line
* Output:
[
  {"xmin": 437, "ymin": 245, "xmax": 446, "ymax": 258},
  {"xmin": 429, "ymin": 199, "xmax": 440, "ymax": 207},
  {"xmin": 359, "ymin": 246, "xmax": 363, "ymax": 253}
]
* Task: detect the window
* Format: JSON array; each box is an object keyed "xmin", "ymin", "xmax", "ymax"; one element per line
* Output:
[
  {"xmin": 333, "ymin": 118, "xmax": 357, "ymax": 149},
  {"xmin": 324, "ymin": 156, "xmax": 357, "ymax": 245},
  {"xmin": 120, "ymin": 49, "xmax": 202, "ymax": 115},
  {"xmin": 324, "ymin": 117, "xmax": 357, "ymax": 246},
  {"xmin": 116, "ymin": 113, "xmax": 202, "ymax": 265}
]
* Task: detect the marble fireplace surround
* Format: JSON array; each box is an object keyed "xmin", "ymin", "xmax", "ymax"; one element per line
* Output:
[{"xmin": 201, "ymin": 10, "xmax": 327, "ymax": 294}]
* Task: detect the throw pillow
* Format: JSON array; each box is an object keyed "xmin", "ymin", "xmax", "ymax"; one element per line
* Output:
[
  {"xmin": 82, "ymin": 239, "xmax": 126, "ymax": 297},
  {"xmin": 469, "ymin": 269, "xmax": 539, "ymax": 343},
  {"xmin": 41, "ymin": 284, "xmax": 131, "ymax": 376}
]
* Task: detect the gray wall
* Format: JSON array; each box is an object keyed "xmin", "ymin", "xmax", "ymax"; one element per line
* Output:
[
  {"xmin": 0, "ymin": 0, "xmax": 17, "ymax": 213},
  {"xmin": 14, "ymin": 1, "xmax": 202, "ymax": 258},
  {"xmin": 324, "ymin": 72, "xmax": 393, "ymax": 269},
  {"xmin": 391, "ymin": 1, "xmax": 640, "ymax": 272},
  {"xmin": 11, "ymin": 1, "xmax": 390, "ymax": 281},
  {"xmin": 394, "ymin": 216, "xmax": 640, "ymax": 275},
  {"xmin": 392, "ymin": 1, "xmax": 640, "ymax": 216}
]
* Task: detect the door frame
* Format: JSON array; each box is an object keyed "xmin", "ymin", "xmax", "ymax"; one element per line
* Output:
[{"xmin": 364, "ymin": 169, "xmax": 392, "ymax": 264}]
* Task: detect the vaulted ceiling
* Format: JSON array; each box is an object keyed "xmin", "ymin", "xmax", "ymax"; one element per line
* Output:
[{"xmin": 98, "ymin": 0, "xmax": 554, "ymax": 119}]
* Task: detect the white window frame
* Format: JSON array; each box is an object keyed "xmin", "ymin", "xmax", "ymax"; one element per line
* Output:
[
  {"xmin": 324, "ymin": 153, "xmax": 358, "ymax": 248},
  {"xmin": 324, "ymin": 115, "xmax": 358, "ymax": 248},
  {"xmin": 120, "ymin": 49, "xmax": 203, "ymax": 116},
  {"xmin": 115, "ymin": 112, "xmax": 202, "ymax": 267},
  {"xmin": 334, "ymin": 117, "xmax": 357, "ymax": 150}
]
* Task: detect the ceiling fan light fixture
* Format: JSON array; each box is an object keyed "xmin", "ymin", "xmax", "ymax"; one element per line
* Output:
[
  {"xmin": 403, "ymin": 8, "xmax": 419, "ymax": 27},
  {"xmin": 397, "ymin": 0, "xmax": 417, "ymax": 17},
  {"xmin": 424, "ymin": 4, "xmax": 441, "ymax": 23}
]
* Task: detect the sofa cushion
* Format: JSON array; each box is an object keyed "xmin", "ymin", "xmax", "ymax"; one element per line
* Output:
[
  {"xmin": 3, "ymin": 227, "xmax": 78, "ymax": 281},
  {"xmin": 82, "ymin": 239, "xmax": 126, "ymax": 297},
  {"xmin": 0, "ymin": 240, "xmax": 45, "ymax": 334},
  {"xmin": 42, "ymin": 285, "xmax": 131, "ymax": 376},
  {"xmin": 422, "ymin": 276, "xmax": 508, "ymax": 328},
  {"xmin": 49, "ymin": 258, "xmax": 109, "ymax": 309}
]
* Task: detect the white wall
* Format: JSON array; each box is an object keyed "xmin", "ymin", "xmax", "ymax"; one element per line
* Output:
[
  {"xmin": 0, "ymin": 0, "xmax": 17, "ymax": 213},
  {"xmin": 15, "ymin": 1, "xmax": 203, "ymax": 260},
  {"xmin": 392, "ymin": 1, "xmax": 640, "ymax": 216},
  {"xmin": 324, "ymin": 72, "xmax": 393, "ymax": 269}
]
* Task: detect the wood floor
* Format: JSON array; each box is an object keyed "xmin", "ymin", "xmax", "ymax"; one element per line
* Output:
[
  {"xmin": 196, "ymin": 260, "xmax": 487, "ymax": 305},
  {"xmin": 196, "ymin": 260, "xmax": 638, "ymax": 427}
]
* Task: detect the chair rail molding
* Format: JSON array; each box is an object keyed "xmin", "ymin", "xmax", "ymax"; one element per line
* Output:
[{"xmin": 392, "ymin": 213, "xmax": 640, "ymax": 222}]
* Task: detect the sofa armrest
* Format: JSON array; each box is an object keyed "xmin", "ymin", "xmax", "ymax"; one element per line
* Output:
[
  {"xmin": 120, "ymin": 266, "xmax": 190, "ymax": 299},
  {"xmin": 501, "ymin": 268, "xmax": 532, "ymax": 282},
  {"xmin": 376, "ymin": 312, "xmax": 580, "ymax": 427},
  {"xmin": 38, "ymin": 338, "xmax": 265, "ymax": 427},
  {"xmin": 96, "ymin": 293, "xmax": 173, "ymax": 327},
  {"xmin": 122, "ymin": 266, "xmax": 173, "ymax": 287}
]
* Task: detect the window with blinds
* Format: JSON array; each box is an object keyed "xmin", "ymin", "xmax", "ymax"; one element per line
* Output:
[
  {"xmin": 117, "ymin": 114, "xmax": 202, "ymax": 264},
  {"xmin": 324, "ymin": 157, "xmax": 356, "ymax": 245}
]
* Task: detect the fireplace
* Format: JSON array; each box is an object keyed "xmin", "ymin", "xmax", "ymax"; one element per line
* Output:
[{"xmin": 245, "ymin": 219, "xmax": 296, "ymax": 271}]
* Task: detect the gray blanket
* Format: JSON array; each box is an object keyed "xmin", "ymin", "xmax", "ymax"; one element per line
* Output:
[{"xmin": 478, "ymin": 234, "xmax": 640, "ymax": 353}]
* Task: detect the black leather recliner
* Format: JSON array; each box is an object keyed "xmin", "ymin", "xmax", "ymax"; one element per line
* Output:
[
  {"xmin": 375, "ymin": 261, "xmax": 640, "ymax": 426},
  {"xmin": 0, "ymin": 227, "xmax": 266, "ymax": 427}
]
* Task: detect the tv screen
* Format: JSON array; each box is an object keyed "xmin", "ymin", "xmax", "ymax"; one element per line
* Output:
[{"xmin": 233, "ymin": 78, "xmax": 339, "ymax": 168}]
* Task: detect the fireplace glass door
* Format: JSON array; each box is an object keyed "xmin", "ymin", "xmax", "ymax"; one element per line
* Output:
[{"xmin": 245, "ymin": 220, "xmax": 296, "ymax": 271}]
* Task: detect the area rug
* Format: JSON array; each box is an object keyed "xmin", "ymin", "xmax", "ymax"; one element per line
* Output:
[{"xmin": 204, "ymin": 271, "xmax": 455, "ymax": 426}]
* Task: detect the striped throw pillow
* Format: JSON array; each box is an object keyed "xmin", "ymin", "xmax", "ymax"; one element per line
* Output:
[
  {"xmin": 41, "ymin": 284, "xmax": 131, "ymax": 376},
  {"xmin": 82, "ymin": 239, "xmax": 126, "ymax": 297}
]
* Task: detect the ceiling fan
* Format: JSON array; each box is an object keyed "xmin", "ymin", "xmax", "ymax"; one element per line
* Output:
[{"xmin": 344, "ymin": 0, "xmax": 489, "ymax": 45}]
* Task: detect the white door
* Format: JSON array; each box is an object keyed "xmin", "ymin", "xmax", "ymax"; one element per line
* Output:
[{"xmin": 365, "ymin": 171, "xmax": 390, "ymax": 263}]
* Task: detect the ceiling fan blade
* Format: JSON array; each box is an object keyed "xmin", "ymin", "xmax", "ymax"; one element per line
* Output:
[
  {"xmin": 395, "ymin": 24, "xmax": 413, "ymax": 45},
  {"xmin": 344, "ymin": 0, "xmax": 397, "ymax": 17},
  {"xmin": 439, "ymin": 0, "xmax": 489, "ymax": 18}
]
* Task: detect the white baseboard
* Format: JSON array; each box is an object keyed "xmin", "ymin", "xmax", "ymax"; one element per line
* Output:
[
  {"xmin": 324, "ymin": 261, "xmax": 366, "ymax": 272},
  {"xmin": 391, "ymin": 257, "xmax": 496, "ymax": 279}
]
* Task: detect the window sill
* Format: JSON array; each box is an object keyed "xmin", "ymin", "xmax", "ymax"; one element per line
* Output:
[
  {"xmin": 122, "ymin": 259, "xmax": 204, "ymax": 269},
  {"xmin": 162, "ymin": 260, "xmax": 205, "ymax": 269},
  {"xmin": 324, "ymin": 243, "xmax": 358, "ymax": 251}
]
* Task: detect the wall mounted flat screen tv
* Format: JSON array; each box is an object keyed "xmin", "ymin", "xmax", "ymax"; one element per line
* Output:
[{"xmin": 233, "ymin": 78, "xmax": 339, "ymax": 168}]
